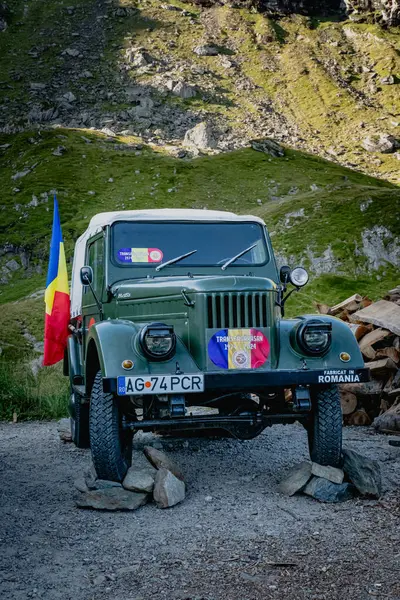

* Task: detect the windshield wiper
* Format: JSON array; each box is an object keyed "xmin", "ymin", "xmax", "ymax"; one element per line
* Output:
[
  {"xmin": 155, "ymin": 249, "xmax": 197, "ymax": 272},
  {"xmin": 220, "ymin": 243, "xmax": 258, "ymax": 271}
]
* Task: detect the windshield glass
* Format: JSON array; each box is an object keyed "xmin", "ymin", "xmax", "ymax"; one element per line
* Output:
[{"xmin": 112, "ymin": 221, "xmax": 268, "ymax": 268}]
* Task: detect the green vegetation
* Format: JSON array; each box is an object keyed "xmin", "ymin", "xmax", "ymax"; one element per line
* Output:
[{"xmin": 0, "ymin": 360, "xmax": 68, "ymax": 420}]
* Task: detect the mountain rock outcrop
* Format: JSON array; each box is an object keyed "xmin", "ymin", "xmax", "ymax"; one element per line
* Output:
[{"xmin": 183, "ymin": 0, "xmax": 400, "ymax": 25}]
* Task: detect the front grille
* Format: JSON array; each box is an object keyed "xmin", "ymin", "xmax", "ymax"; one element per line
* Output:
[{"xmin": 206, "ymin": 292, "xmax": 269, "ymax": 329}]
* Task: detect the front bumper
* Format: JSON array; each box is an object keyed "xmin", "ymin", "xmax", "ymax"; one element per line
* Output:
[{"xmin": 103, "ymin": 367, "xmax": 370, "ymax": 394}]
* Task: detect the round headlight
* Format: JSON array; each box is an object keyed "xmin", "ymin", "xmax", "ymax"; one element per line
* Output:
[
  {"xmin": 297, "ymin": 320, "xmax": 332, "ymax": 355},
  {"xmin": 140, "ymin": 323, "xmax": 176, "ymax": 361},
  {"xmin": 290, "ymin": 267, "xmax": 309, "ymax": 288}
]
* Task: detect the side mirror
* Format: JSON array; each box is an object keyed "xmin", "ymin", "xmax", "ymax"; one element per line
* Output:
[
  {"xmin": 279, "ymin": 265, "xmax": 291, "ymax": 284},
  {"xmin": 80, "ymin": 266, "xmax": 93, "ymax": 285}
]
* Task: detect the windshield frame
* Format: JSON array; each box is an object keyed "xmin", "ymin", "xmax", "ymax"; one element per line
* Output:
[{"xmin": 110, "ymin": 220, "xmax": 270, "ymax": 270}]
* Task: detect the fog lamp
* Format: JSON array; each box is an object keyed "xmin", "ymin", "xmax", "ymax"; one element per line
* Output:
[
  {"xmin": 297, "ymin": 320, "xmax": 332, "ymax": 356},
  {"xmin": 140, "ymin": 323, "xmax": 176, "ymax": 361}
]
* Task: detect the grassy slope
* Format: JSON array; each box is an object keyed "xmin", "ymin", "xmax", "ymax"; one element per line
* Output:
[{"xmin": 0, "ymin": 0, "xmax": 399, "ymax": 418}]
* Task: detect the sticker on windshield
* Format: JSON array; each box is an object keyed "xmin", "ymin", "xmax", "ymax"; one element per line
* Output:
[
  {"xmin": 208, "ymin": 328, "xmax": 270, "ymax": 370},
  {"xmin": 117, "ymin": 248, "xmax": 163, "ymax": 263}
]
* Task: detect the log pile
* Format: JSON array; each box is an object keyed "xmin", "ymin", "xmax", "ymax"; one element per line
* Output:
[{"xmin": 316, "ymin": 287, "xmax": 400, "ymax": 433}]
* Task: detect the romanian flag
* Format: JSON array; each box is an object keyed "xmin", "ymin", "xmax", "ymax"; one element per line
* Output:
[{"xmin": 43, "ymin": 196, "xmax": 70, "ymax": 366}]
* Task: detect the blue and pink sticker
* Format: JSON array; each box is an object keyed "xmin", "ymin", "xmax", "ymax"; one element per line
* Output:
[
  {"xmin": 208, "ymin": 328, "xmax": 270, "ymax": 370},
  {"xmin": 117, "ymin": 248, "xmax": 163, "ymax": 263}
]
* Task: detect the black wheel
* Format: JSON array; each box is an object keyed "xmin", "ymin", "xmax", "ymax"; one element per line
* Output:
[
  {"xmin": 89, "ymin": 371, "xmax": 132, "ymax": 482},
  {"xmin": 307, "ymin": 385, "xmax": 342, "ymax": 467},
  {"xmin": 69, "ymin": 390, "xmax": 90, "ymax": 448}
]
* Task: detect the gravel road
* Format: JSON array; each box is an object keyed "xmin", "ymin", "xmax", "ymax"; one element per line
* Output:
[{"xmin": 0, "ymin": 421, "xmax": 399, "ymax": 600}]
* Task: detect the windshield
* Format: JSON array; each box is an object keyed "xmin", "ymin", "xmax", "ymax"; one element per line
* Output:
[{"xmin": 112, "ymin": 221, "xmax": 269, "ymax": 268}]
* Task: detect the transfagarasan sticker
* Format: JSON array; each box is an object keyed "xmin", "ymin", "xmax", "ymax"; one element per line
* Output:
[
  {"xmin": 117, "ymin": 248, "xmax": 163, "ymax": 263},
  {"xmin": 208, "ymin": 328, "xmax": 270, "ymax": 370}
]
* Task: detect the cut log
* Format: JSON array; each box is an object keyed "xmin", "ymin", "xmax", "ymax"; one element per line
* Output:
[
  {"xmin": 340, "ymin": 390, "xmax": 357, "ymax": 415},
  {"xmin": 329, "ymin": 294, "xmax": 362, "ymax": 316},
  {"xmin": 373, "ymin": 401, "xmax": 400, "ymax": 433},
  {"xmin": 341, "ymin": 379, "xmax": 385, "ymax": 398},
  {"xmin": 365, "ymin": 358, "xmax": 398, "ymax": 377},
  {"xmin": 315, "ymin": 302, "xmax": 330, "ymax": 315},
  {"xmin": 346, "ymin": 409, "xmax": 372, "ymax": 426},
  {"xmin": 361, "ymin": 345, "xmax": 376, "ymax": 361},
  {"xmin": 347, "ymin": 323, "xmax": 373, "ymax": 341},
  {"xmin": 383, "ymin": 370, "xmax": 400, "ymax": 396},
  {"xmin": 359, "ymin": 328, "xmax": 391, "ymax": 351},
  {"xmin": 360, "ymin": 297, "xmax": 373, "ymax": 309},
  {"xmin": 375, "ymin": 347, "xmax": 400, "ymax": 364},
  {"xmin": 349, "ymin": 300, "xmax": 400, "ymax": 336}
]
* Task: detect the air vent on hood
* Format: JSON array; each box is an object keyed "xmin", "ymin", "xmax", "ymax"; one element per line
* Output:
[{"xmin": 206, "ymin": 292, "xmax": 268, "ymax": 329}]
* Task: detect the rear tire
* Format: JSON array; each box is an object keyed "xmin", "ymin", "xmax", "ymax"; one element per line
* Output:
[
  {"xmin": 89, "ymin": 371, "xmax": 132, "ymax": 482},
  {"xmin": 308, "ymin": 385, "xmax": 342, "ymax": 467}
]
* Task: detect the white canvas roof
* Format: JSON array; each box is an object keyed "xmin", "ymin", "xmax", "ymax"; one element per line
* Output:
[{"xmin": 70, "ymin": 209, "xmax": 266, "ymax": 317}]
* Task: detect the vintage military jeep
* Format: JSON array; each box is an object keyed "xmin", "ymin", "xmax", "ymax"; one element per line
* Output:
[{"xmin": 66, "ymin": 209, "xmax": 369, "ymax": 482}]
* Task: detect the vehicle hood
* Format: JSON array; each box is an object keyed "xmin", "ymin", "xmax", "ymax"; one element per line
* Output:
[{"xmin": 112, "ymin": 275, "xmax": 277, "ymax": 301}]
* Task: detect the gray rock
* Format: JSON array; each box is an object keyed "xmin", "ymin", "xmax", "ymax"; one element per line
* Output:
[
  {"xmin": 11, "ymin": 169, "xmax": 30, "ymax": 180},
  {"xmin": 63, "ymin": 91, "xmax": 76, "ymax": 103},
  {"xmin": 84, "ymin": 463, "xmax": 98, "ymax": 490},
  {"xmin": 52, "ymin": 145, "xmax": 66, "ymax": 156},
  {"xmin": 193, "ymin": 44, "xmax": 219, "ymax": 56},
  {"xmin": 123, "ymin": 468, "xmax": 156, "ymax": 493},
  {"xmin": 0, "ymin": 17, "xmax": 7, "ymax": 32},
  {"xmin": 57, "ymin": 418, "xmax": 72, "ymax": 443},
  {"xmin": 362, "ymin": 133, "xmax": 398, "ymax": 153},
  {"xmin": 74, "ymin": 476, "xmax": 89, "ymax": 493},
  {"xmin": 153, "ymin": 468, "xmax": 185, "ymax": 508},
  {"xmin": 342, "ymin": 449, "xmax": 382, "ymax": 498},
  {"xmin": 125, "ymin": 48, "xmax": 153, "ymax": 68},
  {"xmin": 183, "ymin": 121, "xmax": 217, "ymax": 150},
  {"xmin": 250, "ymin": 138, "xmax": 285, "ymax": 157},
  {"xmin": 5, "ymin": 259, "xmax": 20, "ymax": 271},
  {"xmin": 172, "ymin": 82, "xmax": 197, "ymax": 99},
  {"xmin": 95, "ymin": 479, "xmax": 122, "ymax": 490},
  {"xmin": 76, "ymin": 488, "xmax": 148, "ymax": 511},
  {"xmin": 380, "ymin": 75, "xmax": 395, "ymax": 85},
  {"xmin": 143, "ymin": 446, "xmax": 184, "ymax": 481},
  {"xmin": 63, "ymin": 48, "xmax": 80, "ymax": 57},
  {"xmin": 30, "ymin": 82, "xmax": 46, "ymax": 90},
  {"xmin": 278, "ymin": 461, "xmax": 312, "ymax": 496},
  {"xmin": 311, "ymin": 463, "xmax": 344, "ymax": 484},
  {"xmin": 303, "ymin": 477, "xmax": 354, "ymax": 503}
]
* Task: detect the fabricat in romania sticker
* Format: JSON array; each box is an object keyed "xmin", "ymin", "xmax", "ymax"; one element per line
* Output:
[
  {"xmin": 117, "ymin": 248, "xmax": 163, "ymax": 263},
  {"xmin": 208, "ymin": 328, "xmax": 270, "ymax": 370}
]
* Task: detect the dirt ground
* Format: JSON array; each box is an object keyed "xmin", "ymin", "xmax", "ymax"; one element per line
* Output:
[{"xmin": 0, "ymin": 422, "xmax": 399, "ymax": 600}]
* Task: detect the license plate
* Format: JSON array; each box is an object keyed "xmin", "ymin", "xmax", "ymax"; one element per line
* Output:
[{"xmin": 117, "ymin": 374, "xmax": 204, "ymax": 396}]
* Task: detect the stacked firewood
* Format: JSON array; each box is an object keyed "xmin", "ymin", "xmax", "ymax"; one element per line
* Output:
[{"xmin": 316, "ymin": 287, "xmax": 400, "ymax": 433}]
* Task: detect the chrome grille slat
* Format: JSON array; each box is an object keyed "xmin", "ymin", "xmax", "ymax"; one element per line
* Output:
[{"xmin": 207, "ymin": 292, "xmax": 268, "ymax": 329}]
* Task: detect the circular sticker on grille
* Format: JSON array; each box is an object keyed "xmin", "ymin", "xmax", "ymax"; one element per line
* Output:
[{"xmin": 208, "ymin": 328, "xmax": 270, "ymax": 370}]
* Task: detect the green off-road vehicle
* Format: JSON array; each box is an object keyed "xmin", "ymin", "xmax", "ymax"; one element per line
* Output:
[{"xmin": 66, "ymin": 209, "xmax": 369, "ymax": 482}]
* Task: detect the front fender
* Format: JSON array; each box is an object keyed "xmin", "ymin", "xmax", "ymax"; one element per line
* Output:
[
  {"xmin": 87, "ymin": 319, "xmax": 200, "ymax": 379},
  {"xmin": 277, "ymin": 315, "xmax": 365, "ymax": 371}
]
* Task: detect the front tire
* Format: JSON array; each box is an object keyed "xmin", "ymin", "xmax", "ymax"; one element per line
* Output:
[
  {"xmin": 307, "ymin": 385, "xmax": 342, "ymax": 467},
  {"xmin": 89, "ymin": 371, "xmax": 132, "ymax": 482}
]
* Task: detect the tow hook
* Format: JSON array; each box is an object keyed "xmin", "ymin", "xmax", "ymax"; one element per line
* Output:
[{"xmin": 293, "ymin": 386, "xmax": 311, "ymax": 412}]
